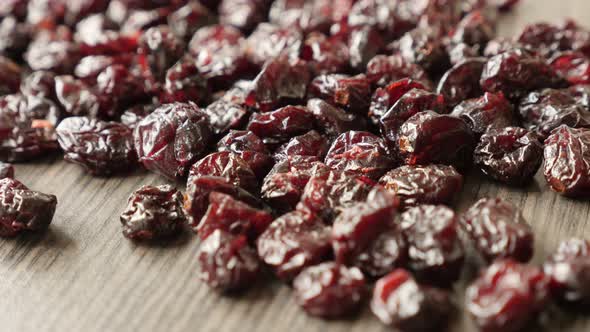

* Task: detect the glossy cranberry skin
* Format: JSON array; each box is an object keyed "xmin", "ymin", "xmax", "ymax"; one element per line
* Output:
[
  {"xmin": 293, "ymin": 262, "xmax": 366, "ymax": 318},
  {"xmin": 56, "ymin": 117, "xmax": 137, "ymax": 175},
  {"xmin": 519, "ymin": 88, "xmax": 590, "ymax": 139},
  {"xmin": 274, "ymin": 131, "xmax": 329, "ymax": 162},
  {"xmin": 550, "ymin": 51, "xmax": 590, "ymax": 85},
  {"xmin": 256, "ymin": 209, "xmax": 332, "ymax": 281},
  {"xmin": 0, "ymin": 162, "xmax": 14, "ymax": 179},
  {"xmin": 543, "ymin": 126, "xmax": 590, "ymax": 197},
  {"xmin": 379, "ymin": 164, "xmax": 463, "ymax": 209},
  {"xmin": 395, "ymin": 28, "xmax": 450, "ymax": 75},
  {"xmin": 96, "ymin": 64, "xmax": 151, "ymax": 108},
  {"xmin": 197, "ymin": 229, "xmax": 261, "ymax": 292},
  {"xmin": 160, "ymin": 58, "xmax": 209, "ymax": 104},
  {"xmin": 474, "ymin": 127, "xmax": 543, "ymax": 185},
  {"xmin": 188, "ymin": 24, "xmax": 244, "ymax": 56},
  {"xmin": 544, "ymin": 238, "xmax": 590, "ymax": 306},
  {"xmin": 120, "ymin": 185, "xmax": 185, "ymax": 240},
  {"xmin": 398, "ymin": 111, "xmax": 476, "ymax": 170},
  {"xmin": 269, "ymin": 0, "xmax": 334, "ymax": 34},
  {"xmin": 450, "ymin": 10, "xmax": 495, "ymax": 48},
  {"xmin": 299, "ymin": 33, "xmax": 350, "ymax": 76},
  {"xmin": 306, "ymin": 99, "xmax": 365, "ymax": 138},
  {"xmin": 219, "ymin": 0, "xmax": 270, "ymax": 32},
  {"xmin": 245, "ymin": 23, "xmax": 302, "ymax": 66},
  {"xmin": 0, "ymin": 56, "xmax": 21, "ymax": 96},
  {"xmin": 217, "ymin": 130, "xmax": 273, "ymax": 179},
  {"xmin": 203, "ymin": 100, "xmax": 249, "ymax": 135},
  {"xmin": 0, "ymin": 178, "xmax": 58, "ymax": 237},
  {"xmin": 325, "ymin": 131, "xmax": 394, "ymax": 180},
  {"xmin": 516, "ymin": 22, "xmax": 572, "ymax": 58},
  {"xmin": 168, "ymin": 1, "xmax": 215, "ymax": 41},
  {"xmin": 74, "ymin": 54, "xmax": 135, "ymax": 82},
  {"xmin": 400, "ymin": 205, "xmax": 464, "ymax": 286},
  {"xmin": 119, "ymin": 103, "xmax": 157, "ymax": 129},
  {"xmin": 371, "ymin": 269, "xmax": 453, "ymax": 331},
  {"xmin": 55, "ymin": 75, "xmax": 114, "ymax": 119},
  {"xmin": 25, "ymin": 39, "xmax": 81, "ymax": 75},
  {"xmin": 134, "ymin": 102, "xmax": 212, "ymax": 180},
  {"xmin": 0, "ymin": 94, "xmax": 59, "ymax": 162},
  {"xmin": 365, "ymin": 54, "xmax": 431, "ymax": 88},
  {"xmin": 247, "ymin": 105, "xmax": 314, "ymax": 146},
  {"xmin": 347, "ymin": 25, "xmax": 384, "ymax": 72},
  {"xmin": 138, "ymin": 26, "xmax": 185, "ymax": 80},
  {"xmin": 379, "ymin": 89, "xmax": 446, "ymax": 145},
  {"xmin": 189, "ymin": 151, "xmax": 258, "ymax": 193},
  {"xmin": 120, "ymin": 7, "xmax": 173, "ymax": 33},
  {"xmin": 451, "ymin": 91, "xmax": 517, "ymax": 137},
  {"xmin": 480, "ymin": 49, "xmax": 565, "ymax": 100},
  {"xmin": 462, "ymin": 197, "xmax": 534, "ymax": 263},
  {"xmin": 466, "ymin": 259, "xmax": 550, "ymax": 332},
  {"xmin": 245, "ymin": 57, "xmax": 310, "ymax": 112},
  {"xmin": 369, "ymin": 78, "xmax": 427, "ymax": 126},
  {"xmin": 436, "ymin": 58, "xmax": 486, "ymax": 107},
  {"xmin": 308, "ymin": 74, "xmax": 372, "ymax": 114}
]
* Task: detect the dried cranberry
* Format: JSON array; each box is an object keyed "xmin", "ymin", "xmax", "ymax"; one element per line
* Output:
[
  {"xmin": 308, "ymin": 74, "xmax": 372, "ymax": 114},
  {"xmin": 371, "ymin": 269, "xmax": 453, "ymax": 331},
  {"xmin": 516, "ymin": 22, "xmax": 570, "ymax": 58},
  {"xmin": 398, "ymin": 111, "xmax": 475, "ymax": 170},
  {"xmin": 550, "ymin": 51, "xmax": 590, "ymax": 85},
  {"xmin": 168, "ymin": 1, "xmax": 215, "ymax": 41},
  {"xmin": 365, "ymin": 54, "xmax": 431, "ymax": 88},
  {"xmin": 245, "ymin": 23, "xmax": 302, "ymax": 66},
  {"xmin": 400, "ymin": 205, "xmax": 464, "ymax": 286},
  {"xmin": 247, "ymin": 105, "xmax": 314, "ymax": 146},
  {"xmin": 299, "ymin": 32, "xmax": 350, "ymax": 75},
  {"xmin": 543, "ymin": 125, "xmax": 590, "ymax": 197},
  {"xmin": 474, "ymin": 127, "xmax": 543, "ymax": 185},
  {"xmin": 20, "ymin": 71, "xmax": 58, "ymax": 102},
  {"xmin": 198, "ymin": 229, "xmax": 261, "ymax": 292},
  {"xmin": 379, "ymin": 164, "xmax": 463, "ymax": 209},
  {"xmin": 293, "ymin": 262, "xmax": 366, "ymax": 318},
  {"xmin": 483, "ymin": 37, "xmax": 521, "ymax": 57},
  {"xmin": 0, "ymin": 178, "xmax": 57, "ymax": 237},
  {"xmin": 137, "ymin": 26, "xmax": 185, "ymax": 80},
  {"xmin": 325, "ymin": 131, "xmax": 394, "ymax": 180},
  {"xmin": 544, "ymin": 238, "xmax": 590, "ymax": 306},
  {"xmin": 119, "ymin": 103, "xmax": 157, "ymax": 129},
  {"xmin": 451, "ymin": 91, "xmax": 517, "ymax": 137},
  {"xmin": 188, "ymin": 24, "xmax": 244, "ymax": 56},
  {"xmin": 134, "ymin": 102, "xmax": 212, "ymax": 180},
  {"xmin": 450, "ymin": 10, "xmax": 495, "ymax": 48},
  {"xmin": 347, "ymin": 0, "xmax": 414, "ymax": 38},
  {"xmin": 0, "ymin": 162, "xmax": 14, "ymax": 179},
  {"xmin": 55, "ymin": 75, "xmax": 115, "ymax": 118},
  {"xmin": 394, "ymin": 28, "xmax": 450, "ymax": 75},
  {"xmin": 74, "ymin": 54, "xmax": 135, "ymax": 82},
  {"xmin": 121, "ymin": 7, "xmax": 172, "ymax": 33},
  {"xmin": 466, "ymin": 259, "xmax": 550, "ymax": 332},
  {"xmin": 25, "ymin": 39, "xmax": 80, "ymax": 75},
  {"xmin": 217, "ymin": 130, "xmax": 273, "ymax": 179},
  {"xmin": 256, "ymin": 209, "xmax": 332, "ymax": 281},
  {"xmin": 447, "ymin": 42, "xmax": 481, "ymax": 66},
  {"xmin": 347, "ymin": 26, "xmax": 384, "ymax": 72},
  {"xmin": 436, "ymin": 58, "xmax": 486, "ymax": 107},
  {"xmin": 120, "ymin": 184, "xmax": 185, "ymax": 240},
  {"xmin": 274, "ymin": 131, "xmax": 329, "ymax": 162},
  {"xmin": 369, "ymin": 78, "xmax": 428, "ymax": 126},
  {"xmin": 306, "ymin": 99, "xmax": 365, "ymax": 138},
  {"xmin": 96, "ymin": 64, "xmax": 150, "ymax": 108},
  {"xmin": 269, "ymin": 0, "xmax": 333, "ymax": 34},
  {"xmin": 189, "ymin": 151, "xmax": 258, "ymax": 193},
  {"xmin": 160, "ymin": 58, "xmax": 209, "ymax": 104},
  {"xmin": 219, "ymin": 0, "xmax": 270, "ymax": 32},
  {"xmin": 203, "ymin": 100, "xmax": 249, "ymax": 135}
]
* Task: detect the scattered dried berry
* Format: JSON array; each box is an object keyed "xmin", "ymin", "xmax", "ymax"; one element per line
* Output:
[
  {"xmin": 307, "ymin": 99, "xmax": 364, "ymax": 138},
  {"xmin": 247, "ymin": 105, "xmax": 314, "ymax": 146},
  {"xmin": 436, "ymin": 58, "xmax": 486, "ymax": 107},
  {"xmin": 217, "ymin": 130, "xmax": 273, "ymax": 179},
  {"xmin": 308, "ymin": 74, "xmax": 372, "ymax": 114},
  {"xmin": 451, "ymin": 91, "xmax": 517, "ymax": 137},
  {"xmin": 189, "ymin": 151, "xmax": 258, "ymax": 193},
  {"xmin": 274, "ymin": 131, "xmax": 329, "ymax": 162},
  {"xmin": 544, "ymin": 238, "xmax": 590, "ymax": 306},
  {"xmin": 369, "ymin": 78, "xmax": 427, "ymax": 126}
]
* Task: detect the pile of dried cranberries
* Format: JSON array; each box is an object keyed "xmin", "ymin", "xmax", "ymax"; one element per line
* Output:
[{"xmin": 2, "ymin": 0, "xmax": 590, "ymax": 330}]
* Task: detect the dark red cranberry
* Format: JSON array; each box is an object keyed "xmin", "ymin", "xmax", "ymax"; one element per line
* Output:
[
  {"xmin": 274, "ymin": 131, "xmax": 329, "ymax": 162},
  {"xmin": 400, "ymin": 205, "xmax": 464, "ymax": 286},
  {"xmin": 246, "ymin": 105, "xmax": 314, "ymax": 146},
  {"xmin": 436, "ymin": 58, "xmax": 486, "ymax": 107},
  {"xmin": 519, "ymin": 88, "xmax": 590, "ymax": 138},
  {"xmin": 293, "ymin": 262, "xmax": 366, "ymax": 318},
  {"xmin": 450, "ymin": 10, "xmax": 495, "ymax": 48},
  {"xmin": 160, "ymin": 58, "xmax": 209, "ymax": 104},
  {"xmin": 120, "ymin": 184, "xmax": 185, "ymax": 240},
  {"xmin": 300, "ymin": 32, "xmax": 350, "ymax": 75},
  {"xmin": 20, "ymin": 71, "xmax": 58, "ymax": 102},
  {"xmin": 543, "ymin": 125, "xmax": 590, "ymax": 197},
  {"xmin": 306, "ymin": 99, "xmax": 365, "ymax": 138},
  {"xmin": 347, "ymin": 25, "xmax": 384, "ymax": 72},
  {"xmin": 462, "ymin": 198, "xmax": 534, "ymax": 263},
  {"xmin": 0, "ymin": 56, "xmax": 21, "ymax": 96},
  {"xmin": 269, "ymin": 0, "xmax": 333, "ymax": 34},
  {"xmin": 189, "ymin": 151, "xmax": 258, "ymax": 193},
  {"xmin": 369, "ymin": 78, "xmax": 428, "ymax": 126},
  {"xmin": 256, "ymin": 209, "xmax": 332, "ymax": 281},
  {"xmin": 371, "ymin": 269, "xmax": 453, "ymax": 331},
  {"xmin": 188, "ymin": 24, "xmax": 244, "ymax": 56},
  {"xmin": 74, "ymin": 13, "xmax": 118, "ymax": 45},
  {"xmin": 120, "ymin": 7, "xmax": 172, "ymax": 33},
  {"xmin": 25, "ymin": 38, "xmax": 80, "ymax": 74},
  {"xmin": 451, "ymin": 92, "xmax": 517, "ymax": 137},
  {"xmin": 137, "ymin": 26, "xmax": 185, "ymax": 80},
  {"xmin": 0, "ymin": 162, "xmax": 13, "ymax": 179},
  {"xmin": 308, "ymin": 74, "xmax": 372, "ymax": 114},
  {"xmin": 245, "ymin": 23, "xmax": 302, "ymax": 66},
  {"xmin": 394, "ymin": 28, "xmax": 450, "ymax": 75},
  {"xmin": 365, "ymin": 54, "xmax": 431, "ymax": 88},
  {"xmin": 550, "ymin": 51, "xmax": 590, "ymax": 85},
  {"xmin": 516, "ymin": 22, "xmax": 570, "ymax": 58},
  {"xmin": 447, "ymin": 42, "xmax": 481, "ymax": 66},
  {"xmin": 56, "ymin": 117, "xmax": 137, "ymax": 175},
  {"xmin": 219, "ymin": 0, "xmax": 270, "ymax": 32},
  {"xmin": 466, "ymin": 259, "xmax": 550, "ymax": 332},
  {"xmin": 134, "ymin": 102, "xmax": 212, "ymax": 180},
  {"xmin": 474, "ymin": 127, "xmax": 543, "ymax": 185},
  {"xmin": 0, "ymin": 178, "xmax": 57, "ymax": 237},
  {"xmin": 197, "ymin": 229, "xmax": 261, "ymax": 292},
  {"xmin": 0, "ymin": 94, "xmax": 59, "ymax": 162},
  {"xmin": 96, "ymin": 64, "xmax": 151, "ymax": 108},
  {"xmin": 55, "ymin": 75, "xmax": 115, "ymax": 118},
  {"xmin": 217, "ymin": 130, "xmax": 273, "ymax": 179},
  {"xmin": 168, "ymin": 1, "xmax": 215, "ymax": 41},
  {"xmin": 398, "ymin": 111, "xmax": 476, "ymax": 170},
  {"xmin": 245, "ymin": 57, "xmax": 310, "ymax": 112},
  {"xmin": 74, "ymin": 54, "xmax": 135, "ymax": 82},
  {"xmin": 480, "ymin": 49, "xmax": 565, "ymax": 100},
  {"xmin": 346, "ymin": 0, "xmax": 415, "ymax": 38},
  {"xmin": 325, "ymin": 131, "xmax": 394, "ymax": 180},
  {"xmin": 483, "ymin": 37, "xmax": 521, "ymax": 57},
  {"xmin": 379, "ymin": 164, "xmax": 463, "ymax": 209},
  {"xmin": 203, "ymin": 100, "xmax": 249, "ymax": 135},
  {"xmin": 544, "ymin": 238, "xmax": 590, "ymax": 306},
  {"xmin": 119, "ymin": 103, "xmax": 158, "ymax": 129}
]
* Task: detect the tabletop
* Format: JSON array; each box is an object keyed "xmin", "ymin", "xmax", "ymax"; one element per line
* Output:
[{"xmin": 3, "ymin": 1, "xmax": 590, "ymax": 331}]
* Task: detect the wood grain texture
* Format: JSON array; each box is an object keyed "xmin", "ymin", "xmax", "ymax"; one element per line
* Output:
[{"xmin": 3, "ymin": 1, "xmax": 590, "ymax": 331}]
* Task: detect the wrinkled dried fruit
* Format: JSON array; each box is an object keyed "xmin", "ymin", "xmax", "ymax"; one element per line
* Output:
[
  {"xmin": 300, "ymin": 33, "xmax": 350, "ymax": 75},
  {"xmin": 274, "ymin": 131, "xmax": 329, "ymax": 162},
  {"xmin": 219, "ymin": 0, "xmax": 270, "ymax": 32},
  {"xmin": 451, "ymin": 91, "xmax": 516, "ymax": 137},
  {"xmin": 245, "ymin": 23, "xmax": 302, "ymax": 66},
  {"xmin": 161, "ymin": 58, "xmax": 209, "ymax": 104},
  {"xmin": 436, "ymin": 58, "xmax": 486, "ymax": 107},
  {"xmin": 395, "ymin": 28, "xmax": 450, "ymax": 75},
  {"xmin": 308, "ymin": 74, "xmax": 372, "ymax": 114},
  {"xmin": 189, "ymin": 151, "xmax": 258, "ymax": 193},
  {"xmin": 369, "ymin": 78, "xmax": 427, "ymax": 126},
  {"xmin": 138, "ymin": 26, "xmax": 185, "ymax": 80},
  {"xmin": 544, "ymin": 238, "xmax": 590, "ymax": 306},
  {"xmin": 204, "ymin": 100, "xmax": 249, "ymax": 135},
  {"xmin": 217, "ymin": 130, "xmax": 273, "ymax": 179},
  {"xmin": 247, "ymin": 105, "xmax": 314, "ymax": 146},
  {"xmin": 307, "ymin": 98, "xmax": 365, "ymax": 138},
  {"xmin": 365, "ymin": 54, "xmax": 431, "ymax": 88},
  {"xmin": 550, "ymin": 51, "xmax": 590, "ymax": 85}
]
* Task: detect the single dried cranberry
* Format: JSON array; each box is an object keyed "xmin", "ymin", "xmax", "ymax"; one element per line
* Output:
[
  {"xmin": 300, "ymin": 33, "xmax": 350, "ymax": 75},
  {"xmin": 293, "ymin": 262, "xmax": 366, "ymax": 318},
  {"xmin": 436, "ymin": 58, "xmax": 486, "ymax": 107},
  {"xmin": 462, "ymin": 198, "xmax": 534, "ymax": 263},
  {"xmin": 203, "ymin": 100, "xmax": 249, "ymax": 135},
  {"xmin": 256, "ymin": 209, "xmax": 332, "ymax": 281},
  {"xmin": 0, "ymin": 178, "xmax": 57, "ymax": 237},
  {"xmin": 451, "ymin": 91, "xmax": 517, "ymax": 137},
  {"xmin": 20, "ymin": 71, "xmax": 58, "ymax": 102},
  {"xmin": 325, "ymin": 131, "xmax": 394, "ymax": 180},
  {"xmin": 273, "ymin": 131, "xmax": 329, "ymax": 162},
  {"xmin": 447, "ymin": 42, "xmax": 481, "ymax": 66},
  {"xmin": 0, "ymin": 94, "xmax": 59, "ymax": 162},
  {"xmin": 119, "ymin": 103, "xmax": 158, "ymax": 129},
  {"xmin": 245, "ymin": 57, "xmax": 310, "ymax": 112},
  {"xmin": 474, "ymin": 127, "xmax": 543, "ymax": 185},
  {"xmin": 96, "ymin": 64, "xmax": 151, "ymax": 108},
  {"xmin": 134, "ymin": 102, "xmax": 212, "ymax": 180},
  {"xmin": 269, "ymin": 0, "xmax": 333, "ymax": 34},
  {"xmin": 369, "ymin": 78, "xmax": 428, "ymax": 126},
  {"xmin": 198, "ymin": 229, "xmax": 261, "ymax": 292},
  {"xmin": 246, "ymin": 105, "xmax": 314, "ymax": 146},
  {"xmin": 544, "ymin": 238, "xmax": 590, "ymax": 306},
  {"xmin": 450, "ymin": 10, "xmax": 495, "ymax": 48},
  {"xmin": 550, "ymin": 51, "xmax": 590, "ymax": 85},
  {"xmin": 543, "ymin": 125, "xmax": 590, "ymax": 197},
  {"xmin": 379, "ymin": 164, "xmax": 463, "ymax": 209},
  {"xmin": 398, "ymin": 111, "xmax": 475, "ymax": 170},
  {"xmin": 0, "ymin": 162, "xmax": 14, "ymax": 179},
  {"xmin": 347, "ymin": 26, "xmax": 384, "ymax": 72},
  {"xmin": 346, "ymin": 0, "xmax": 415, "ymax": 38},
  {"xmin": 306, "ymin": 99, "xmax": 365, "ymax": 138},
  {"xmin": 137, "ymin": 26, "xmax": 185, "ymax": 80},
  {"xmin": 168, "ymin": 1, "xmax": 215, "ymax": 41},
  {"xmin": 394, "ymin": 28, "xmax": 450, "ymax": 75},
  {"xmin": 308, "ymin": 74, "xmax": 372, "ymax": 114},
  {"xmin": 189, "ymin": 151, "xmax": 258, "ymax": 193},
  {"xmin": 217, "ymin": 130, "xmax": 273, "ymax": 179},
  {"xmin": 160, "ymin": 58, "xmax": 209, "ymax": 104},
  {"xmin": 519, "ymin": 88, "xmax": 590, "ymax": 138},
  {"xmin": 120, "ymin": 184, "xmax": 185, "ymax": 240},
  {"xmin": 400, "ymin": 205, "xmax": 464, "ymax": 286},
  {"xmin": 365, "ymin": 54, "xmax": 431, "ymax": 88},
  {"xmin": 219, "ymin": 0, "xmax": 270, "ymax": 32},
  {"xmin": 55, "ymin": 75, "xmax": 115, "ymax": 119},
  {"xmin": 480, "ymin": 49, "xmax": 565, "ymax": 100},
  {"xmin": 380, "ymin": 89, "xmax": 446, "ymax": 146},
  {"xmin": 0, "ymin": 56, "xmax": 21, "ymax": 96},
  {"xmin": 56, "ymin": 117, "xmax": 137, "ymax": 175},
  {"xmin": 466, "ymin": 259, "xmax": 550, "ymax": 332},
  {"xmin": 371, "ymin": 269, "xmax": 453, "ymax": 331},
  {"xmin": 245, "ymin": 23, "xmax": 302, "ymax": 66},
  {"xmin": 516, "ymin": 22, "xmax": 570, "ymax": 58}
]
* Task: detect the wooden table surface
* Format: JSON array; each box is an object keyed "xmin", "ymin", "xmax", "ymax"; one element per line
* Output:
[{"xmin": 3, "ymin": 1, "xmax": 590, "ymax": 331}]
